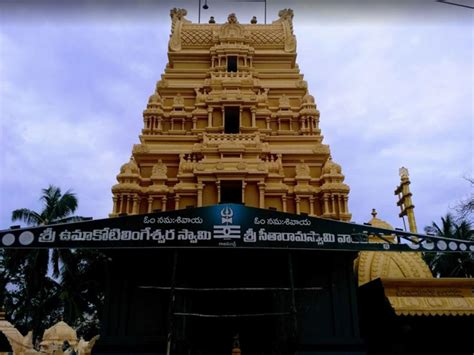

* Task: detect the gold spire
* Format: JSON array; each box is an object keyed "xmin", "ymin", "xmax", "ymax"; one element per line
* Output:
[
  {"xmin": 371, "ymin": 208, "xmax": 377, "ymax": 218},
  {"xmin": 395, "ymin": 167, "xmax": 418, "ymax": 233}
]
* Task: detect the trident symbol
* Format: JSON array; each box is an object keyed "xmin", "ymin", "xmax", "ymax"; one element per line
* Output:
[{"xmin": 221, "ymin": 207, "xmax": 234, "ymax": 224}]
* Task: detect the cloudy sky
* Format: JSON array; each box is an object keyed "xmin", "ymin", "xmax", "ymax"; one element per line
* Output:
[{"xmin": 0, "ymin": 0, "xmax": 472, "ymax": 231}]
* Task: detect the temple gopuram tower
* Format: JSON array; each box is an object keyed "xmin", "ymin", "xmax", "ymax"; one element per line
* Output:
[{"xmin": 111, "ymin": 9, "xmax": 351, "ymax": 221}]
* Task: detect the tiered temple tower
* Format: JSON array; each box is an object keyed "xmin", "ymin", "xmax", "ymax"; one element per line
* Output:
[{"xmin": 111, "ymin": 8, "xmax": 351, "ymax": 221}]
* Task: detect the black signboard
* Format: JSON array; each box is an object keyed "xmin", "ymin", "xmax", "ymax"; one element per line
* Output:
[{"xmin": 0, "ymin": 204, "xmax": 472, "ymax": 252}]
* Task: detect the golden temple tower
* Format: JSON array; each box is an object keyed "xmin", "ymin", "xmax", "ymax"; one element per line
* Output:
[{"xmin": 111, "ymin": 8, "xmax": 351, "ymax": 221}]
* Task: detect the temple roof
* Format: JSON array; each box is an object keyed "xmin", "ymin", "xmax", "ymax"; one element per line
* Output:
[
  {"xmin": 355, "ymin": 210, "xmax": 433, "ymax": 286},
  {"xmin": 356, "ymin": 211, "xmax": 474, "ymax": 317},
  {"xmin": 365, "ymin": 278, "xmax": 474, "ymax": 316},
  {"xmin": 168, "ymin": 8, "xmax": 297, "ymax": 52}
]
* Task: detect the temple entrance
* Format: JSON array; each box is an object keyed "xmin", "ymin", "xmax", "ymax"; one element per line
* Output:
[
  {"xmin": 220, "ymin": 181, "xmax": 242, "ymax": 204},
  {"xmin": 173, "ymin": 250, "xmax": 294, "ymax": 355},
  {"xmin": 95, "ymin": 248, "xmax": 361, "ymax": 355}
]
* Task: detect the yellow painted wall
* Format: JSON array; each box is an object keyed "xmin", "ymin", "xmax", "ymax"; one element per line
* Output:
[
  {"xmin": 203, "ymin": 184, "xmax": 218, "ymax": 206},
  {"xmin": 245, "ymin": 183, "xmax": 259, "ymax": 207}
]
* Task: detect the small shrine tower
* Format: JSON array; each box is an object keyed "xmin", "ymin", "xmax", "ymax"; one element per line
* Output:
[{"xmin": 111, "ymin": 9, "xmax": 351, "ymax": 221}]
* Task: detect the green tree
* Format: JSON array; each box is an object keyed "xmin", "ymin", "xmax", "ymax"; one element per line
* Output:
[
  {"xmin": 3, "ymin": 244, "xmax": 63, "ymax": 339},
  {"xmin": 59, "ymin": 249, "xmax": 108, "ymax": 339},
  {"xmin": 4, "ymin": 185, "xmax": 94, "ymax": 339},
  {"xmin": 423, "ymin": 213, "xmax": 474, "ymax": 278},
  {"xmin": 11, "ymin": 185, "xmax": 83, "ymax": 225}
]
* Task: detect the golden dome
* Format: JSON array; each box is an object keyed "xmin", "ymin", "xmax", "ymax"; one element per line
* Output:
[
  {"xmin": 41, "ymin": 320, "xmax": 78, "ymax": 345},
  {"xmin": 322, "ymin": 157, "xmax": 342, "ymax": 175},
  {"xmin": 356, "ymin": 250, "xmax": 433, "ymax": 286},
  {"xmin": 368, "ymin": 208, "xmax": 393, "ymax": 230},
  {"xmin": 354, "ymin": 209, "xmax": 433, "ymax": 286}
]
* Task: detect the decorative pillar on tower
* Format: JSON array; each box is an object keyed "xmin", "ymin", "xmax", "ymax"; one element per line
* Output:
[{"xmin": 395, "ymin": 167, "xmax": 418, "ymax": 233}]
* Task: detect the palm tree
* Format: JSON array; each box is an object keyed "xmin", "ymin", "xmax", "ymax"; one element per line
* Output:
[
  {"xmin": 11, "ymin": 185, "xmax": 86, "ymax": 276},
  {"xmin": 423, "ymin": 213, "xmax": 474, "ymax": 278},
  {"xmin": 12, "ymin": 185, "xmax": 83, "ymax": 225},
  {"xmin": 6, "ymin": 185, "xmax": 87, "ymax": 338}
]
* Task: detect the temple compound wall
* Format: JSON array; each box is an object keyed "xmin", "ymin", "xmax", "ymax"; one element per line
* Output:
[{"xmin": 111, "ymin": 9, "xmax": 351, "ymax": 221}]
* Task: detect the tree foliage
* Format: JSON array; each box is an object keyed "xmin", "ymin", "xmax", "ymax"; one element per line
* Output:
[
  {"xmin": 2, "ymin": 185, "xmax": 107, "ymax": 341},
  {"xmin": 11, "ymin": 185, "xmax": 84, "ymax": 226},
  {"xmin": 423, "ymin": 213, "xmax": 474, "ymax": 278}
]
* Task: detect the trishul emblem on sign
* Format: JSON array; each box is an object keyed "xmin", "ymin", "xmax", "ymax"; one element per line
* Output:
[{"xmin": 221, "ymin": 207, "xmax": 234, "ymax": 224}]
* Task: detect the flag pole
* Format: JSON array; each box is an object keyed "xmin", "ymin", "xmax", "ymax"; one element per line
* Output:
[
  {"xmin": 264, "ymin": 0, "xmax": 267, "ymax": 24},
  {"xmin": 198, "ymin": 0, "xmax": 201, "ymax": 23}
]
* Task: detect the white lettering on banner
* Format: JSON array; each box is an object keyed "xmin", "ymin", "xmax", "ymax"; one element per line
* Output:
[
  {"xmin": 337, "ymin": 234, "xmax": 352, "ymax": 243},
  {"xmin": 258, "ymin": 229, "xmax": 317, "ymax": 242},
  {"xmin": 143, "ymin": 216, "xmax": 203, "ymax": 225},
  {"xmin": 252, "ymin": 217, "xmax": 311, "ymax": 226},
  {"xmin": 243, "ymin": 228, "xmax": 257, "ymax": 242},
  {"xmin": 242, "ymin": 228, "xmax": 358, "ymax": 247},
  {"xmin": 59, "ymin": 230, "xmax": 70, "ymax": 241},
  {"xmin": 266, "ymin": 218, "xmax": 311, "ymax": 226},
  {"xmin": 322, "ymin": 233, "xmax": 336, "ymax": 243},
  {"xmin": 38, "ymin": 227, "xmax": 212, "ymax": 245},
  {"xmin": 150, "ymin": 229, "xmax": 175, "ymax": 244},
  {"xmin": 33, "ymin": 225, "xmax": 365, "ymax": 248},
  {"xmin": 39, "ymin": 228, "xmax": 56, "ymax": 243},
  {"xmin": 218, "ymin": 241, "xmax": 237, "ymax": 247},
  {"xmin": 178, "ymin": 229, "xmax": 212, "ymax": 244}
]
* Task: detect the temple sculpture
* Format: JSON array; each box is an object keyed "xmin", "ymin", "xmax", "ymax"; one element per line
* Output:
[{"xmin": 0, "ymin": 310, "xmax": 98, "ymax": 355}]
